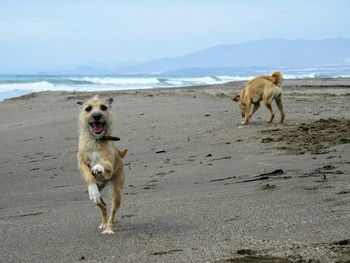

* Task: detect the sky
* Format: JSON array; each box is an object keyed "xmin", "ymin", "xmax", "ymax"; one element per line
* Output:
[{"xmin": 0, "ymin": 0, "xmax": 349, "ymax": 73}]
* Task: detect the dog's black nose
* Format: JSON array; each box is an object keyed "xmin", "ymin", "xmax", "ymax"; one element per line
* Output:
[{"xmin": 92, "ymin": 113, "xmax": 102, "ymax": 121}]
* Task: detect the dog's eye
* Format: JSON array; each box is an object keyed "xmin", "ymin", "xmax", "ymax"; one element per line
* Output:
[
  {"xmin": 85, "ymin": 105, "xmax": 92, "ymax": 112},
  {"xmin": 100, "ymin": 105, "xmax": 108, "ymax": 111}
]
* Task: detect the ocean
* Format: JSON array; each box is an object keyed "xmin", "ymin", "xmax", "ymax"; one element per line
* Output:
[{"xmin": 0, "ymin": 70, "xmax": 349, "ymax": 101}]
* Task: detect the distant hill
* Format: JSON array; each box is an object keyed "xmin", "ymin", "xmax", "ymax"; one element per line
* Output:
[
  {"xmin": 116, "ymin": 38, "xmax": 350, "ymax": 74},
  {"xmin": 38, "ymin": 38, "xmax": 350, "ymax": 75}
]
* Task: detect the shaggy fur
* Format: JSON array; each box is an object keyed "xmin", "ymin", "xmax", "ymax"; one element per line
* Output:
[{"xmin": 77, "ymin": 95, "xmax": 127, "ymax": 234}]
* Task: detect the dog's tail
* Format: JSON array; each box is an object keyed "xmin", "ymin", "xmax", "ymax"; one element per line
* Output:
[
  {"xmin": 271, "ymin": 71, "xmax": 283, "ymax": 86},
  {"xmin": 118, "ymin": 148, "xmax": 128, "ymax": 158},
  {"xmin": 248, "ymin": 71, "xmax": 283, "ymax": 86}
]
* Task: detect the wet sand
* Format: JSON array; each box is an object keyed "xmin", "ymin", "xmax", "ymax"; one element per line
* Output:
[{"xmin": 0, "ymin": 78, "xmax": 349, "ymax": 262}]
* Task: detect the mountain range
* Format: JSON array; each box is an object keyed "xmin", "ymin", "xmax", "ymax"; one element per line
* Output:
[{"xmin": 40, "ymin": 38, "xmax": 350, "ymax": 76}]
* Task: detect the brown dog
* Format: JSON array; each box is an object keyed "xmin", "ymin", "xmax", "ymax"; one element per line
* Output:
[
  {"xmin": 232, "ymin": 71, "xmax": 285, "ymax": 125},
  {"xmin": 77, "ymin": 95, "xmax": 127, "ymax": 234}
]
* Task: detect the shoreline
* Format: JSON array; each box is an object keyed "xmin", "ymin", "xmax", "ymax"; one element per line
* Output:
[
  {"xmin": 0, "ymin": 78, "xmax": 349, "ymax": 262},
  {"xmin": 1, "ymin": 77, "xmax": 350, "ymax": 102}
]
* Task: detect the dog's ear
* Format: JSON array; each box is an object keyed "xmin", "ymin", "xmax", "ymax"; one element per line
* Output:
[
  {"xmin": 77, "ymin": 101, "xmax": 84, "ymax": 106},
  {"xmin": 107, "ymin": 98, "xmax": 113, "ymax": 107},
  {"xmin": 232, "ymin": 95, "xmax": 240, "ymax": 102}
]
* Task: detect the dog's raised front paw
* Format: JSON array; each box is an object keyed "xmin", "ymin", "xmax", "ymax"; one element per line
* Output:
[
  {"xmin": 91, "ymin": 164, "xmax": 105, "ymax": 177},
  {"xmin": 88, "ymin": 183, "xmax": 101, "ymax": 204}
]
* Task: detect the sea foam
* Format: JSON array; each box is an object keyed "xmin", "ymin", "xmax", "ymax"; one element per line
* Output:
[{"xmin": 0, "ymin": 72, "xmax": 349, "ymax": 101}]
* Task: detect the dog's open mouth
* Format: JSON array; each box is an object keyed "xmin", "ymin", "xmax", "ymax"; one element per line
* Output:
[{"xmin": 90, "ymin": 122, "xmax": 105, "ymax": 134}]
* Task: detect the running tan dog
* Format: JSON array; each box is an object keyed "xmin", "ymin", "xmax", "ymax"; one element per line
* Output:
[
  {"xmin": 77, "ymin": 95, "xmax": 127, "ymax": 234},
  {"xmin": 232, "ymin": 71, "xmax": 285, "ymax": 125}
]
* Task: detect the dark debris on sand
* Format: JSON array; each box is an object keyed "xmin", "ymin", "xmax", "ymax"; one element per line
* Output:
[{"xmin": 260, "ymin": 118, "xmax": 350, "ymax": 154}]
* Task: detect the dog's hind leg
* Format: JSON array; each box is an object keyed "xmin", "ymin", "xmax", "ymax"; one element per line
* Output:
[
  {"xmin": 264, "ymin": 100, "xmax": 275, "ymax": 123},
  {"xmin": 97, "ymin": 198, "xmax": 107, "ymax": 229},
  {"xmin": 275, "ymin": 94, "xmax": 285, "ymax": 123},
  {"xmin": 102, "ymin": 175, "xmax": 123, "ymax": 234}
]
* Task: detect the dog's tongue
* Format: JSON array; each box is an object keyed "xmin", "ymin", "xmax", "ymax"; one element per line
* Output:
[{"xmin": 92, "ymin": 123, "xmax": 104, "ymax": 134}]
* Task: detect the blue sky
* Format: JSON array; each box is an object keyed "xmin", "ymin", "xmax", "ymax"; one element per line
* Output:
[{"xmin": 1, "ymin": 0, "xmax": 349, "ymax": 73}]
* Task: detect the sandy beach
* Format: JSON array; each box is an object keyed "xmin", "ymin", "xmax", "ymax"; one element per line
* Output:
[{"xmin": 0, "ymin": 78, "xmax": 349, "ymax": 262}]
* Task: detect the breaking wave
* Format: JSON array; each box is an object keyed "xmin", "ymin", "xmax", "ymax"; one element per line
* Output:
[{"xmin": 0, "ymin": 71, "xmax": 349, "ymax": 100}]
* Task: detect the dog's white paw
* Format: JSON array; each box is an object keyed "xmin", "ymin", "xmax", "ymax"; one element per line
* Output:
[
  {"xmin": 102, "ymin": 228, "xmax": 114, "ymax": 234},
  {"xmin": 91, "ymin": 164, "xmax": 105, "ymax": 177},
  {"xmin": 99, "ymin": 223, "xmax": 106, "ymax": 229},
  {"xmin": 88, "ymin": 183, "xmax": 101, "ymax": 204}
]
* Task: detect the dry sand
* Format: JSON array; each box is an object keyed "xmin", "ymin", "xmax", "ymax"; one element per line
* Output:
[{"xmin": 0, "ymin": 78, "xmax": 349, "ymax": 262}]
